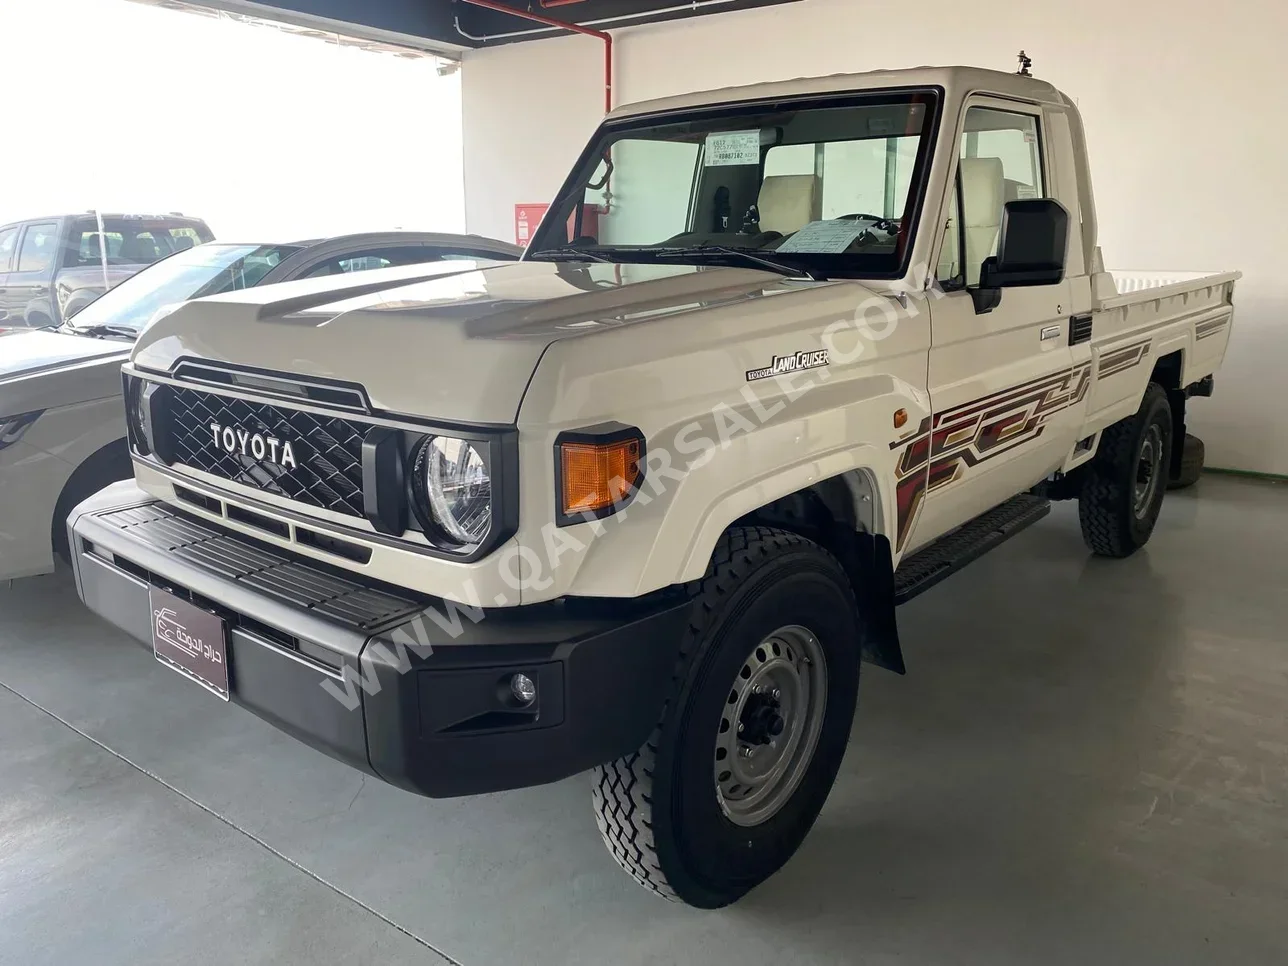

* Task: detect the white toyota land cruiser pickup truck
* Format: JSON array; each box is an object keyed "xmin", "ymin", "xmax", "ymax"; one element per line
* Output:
[{"xmin": 68, "ymin": 65, "xmax": 1238, "ymax": 907}]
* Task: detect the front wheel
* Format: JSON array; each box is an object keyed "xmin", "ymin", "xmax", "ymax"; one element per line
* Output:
[
  {"xmin": 1078, "ymin": 382, "xmax": 1173, "ymax": 557},
  {"xmin": 592, "ymin": 527, "xmax": 860, "ymax": 907}
]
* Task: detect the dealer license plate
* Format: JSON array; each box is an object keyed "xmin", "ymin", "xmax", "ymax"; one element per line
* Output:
[{"xmin": 149, "ymin": 586, "xmax": 230, "ymax": 701}]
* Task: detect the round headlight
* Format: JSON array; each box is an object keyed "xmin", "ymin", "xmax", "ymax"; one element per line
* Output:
[{"xmin": 417, "ymin": 436, "xmax": 492, "ymax": 545}]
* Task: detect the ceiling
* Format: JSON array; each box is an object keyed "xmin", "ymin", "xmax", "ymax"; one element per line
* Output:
[{"xmin": 135, "ymin": 0, "xmax": 804, "ymax": 56}]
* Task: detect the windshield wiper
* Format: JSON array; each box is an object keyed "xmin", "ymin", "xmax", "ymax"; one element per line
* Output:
[
  {"xmin": 68, "ymin": 323, "xmax": 138, "ymax": 340},
  {"xmin": 527, "ymin": 247, "xmax": 617, "ymax": 264},
  {"xmin": 648, "ymin": 245, "xmax": 819, "ymax": 281}
]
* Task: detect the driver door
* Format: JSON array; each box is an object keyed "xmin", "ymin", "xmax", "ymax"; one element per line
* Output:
[{"xmin": 909, "ymin": 99, "xmax": 1082, "ymax": 551}]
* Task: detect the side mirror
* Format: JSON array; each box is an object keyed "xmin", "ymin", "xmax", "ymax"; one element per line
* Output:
[{"xmin": 972, "ymin": 198, "xmax": 1069, "ymax": 313}]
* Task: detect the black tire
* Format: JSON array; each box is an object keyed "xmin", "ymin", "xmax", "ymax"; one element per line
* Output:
[
  {"xmin": 592, "ymin": 526, "xmax": 860, "ymax": 908},
  {"xmin": 1078, "ymin": 382, "xmax": 1173, "ymax": 558},
  {"xmin": 1168, "ymin": 433, "xmax": 1204, "ymax": 490}
]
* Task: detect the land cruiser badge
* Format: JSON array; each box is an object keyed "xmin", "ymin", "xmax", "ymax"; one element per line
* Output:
[
  {"xmin": 208, "ymin": 421, "xmax": 298, "ymax": 470},
  {"xmin": 746, "ymin": 349, "xmax": 830, "ymax": 383}
]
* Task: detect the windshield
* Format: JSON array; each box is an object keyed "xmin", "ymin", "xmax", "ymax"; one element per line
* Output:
[
  {"xmin": 67, "ymin": 243, "xmax": 302, "ymax": 335},
  {"xmin": 528, "ymin": 89, "xmax": 939, "ymax": 279}
]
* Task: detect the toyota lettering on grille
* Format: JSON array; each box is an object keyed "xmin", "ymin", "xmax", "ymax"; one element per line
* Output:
[{"xmin": 208, "ymin": 421, "xmax": 298, "ymax": 470}]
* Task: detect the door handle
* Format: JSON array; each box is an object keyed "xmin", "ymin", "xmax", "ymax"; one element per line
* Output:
[{"xmin": 1040, "ymin": 324, "xmax": 1063, "ymax": 341}]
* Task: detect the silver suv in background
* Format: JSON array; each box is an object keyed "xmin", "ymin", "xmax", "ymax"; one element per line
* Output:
[{"xmin": 0, "ymin": 213, "xmax": 215, "ymax": 329}]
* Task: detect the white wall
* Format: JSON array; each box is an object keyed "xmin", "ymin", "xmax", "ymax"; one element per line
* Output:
[
  {"xmin": 1, "ymin": 0, "xmax": 464, "ymax": 240},
  {"xmin": 462, "ymin": 0, "xmax": 1288, "ymax": 475}
]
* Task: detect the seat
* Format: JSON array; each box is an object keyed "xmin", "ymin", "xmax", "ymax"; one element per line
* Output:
[
  {"xmin": 960, "ymin": 156, "xmax": 1005, "ymax": 287},
  {"xmin": 757, "ymin": 175, "xmax": 817, "ymax": 235},
  {"xmin": 120, "ymin": 234, "xmax": 159, "ymax": 263}
]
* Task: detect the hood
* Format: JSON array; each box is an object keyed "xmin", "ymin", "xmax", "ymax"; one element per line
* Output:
[
  {"xmin": 133, "ymin": 259, "xmax": 804, "ymax": 424},
  {"xmin": 0, "ymin": 330, "xmax": 131, "ymax": 416}
]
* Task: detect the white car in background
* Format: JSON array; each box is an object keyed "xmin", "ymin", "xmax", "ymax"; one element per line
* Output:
[{"xmin": 0, "ymin": 231, "xmax": 520, "ymax": 580}]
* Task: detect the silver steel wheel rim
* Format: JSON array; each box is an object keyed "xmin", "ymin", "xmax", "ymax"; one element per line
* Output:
[
  {"xmin": 1134, "ymin": 424, "xmax": 1164, "ymax": 518},
  {"xmin": 714, "ymin": 625, "xmax": 827, "ymax": 828}
]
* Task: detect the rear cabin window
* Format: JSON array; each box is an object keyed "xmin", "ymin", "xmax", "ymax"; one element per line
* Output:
[{"xmin": 64, "ymin": 218, "xmax": 212, "ymax": 268}]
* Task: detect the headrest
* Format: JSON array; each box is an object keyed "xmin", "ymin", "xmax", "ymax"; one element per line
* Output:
[
  {"xmin": 960, "ymin": 157, "xmax": 1005, "ymax": 228},
  {"xmin": 758, "ymin": 175, "xmax": 817, "ymax": 235}
]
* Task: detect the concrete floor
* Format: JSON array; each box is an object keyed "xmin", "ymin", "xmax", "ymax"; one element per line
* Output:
[{"xmin": 1, "ymin": 474, "xmax": 1286, "ymax": 966}]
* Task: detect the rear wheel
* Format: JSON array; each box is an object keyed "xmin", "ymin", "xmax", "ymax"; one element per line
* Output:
[
  {"xmin": 1078, "ymin": 383, "xmax": 1173, "ymax": 557},
  {"xmin": 1168, "ymin": 433, "xmax": 1204, "ymax": 490},
  {"xmin": 592, "ymin": 527, "xmax": 860, "ymax": 907}
]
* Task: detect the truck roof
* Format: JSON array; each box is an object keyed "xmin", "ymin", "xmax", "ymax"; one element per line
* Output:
[
  {"xmin": 1, "ymin": 212, "xmax": 209, "ymax": 229},
  {"xmin": 608, "ymin": 65, "xmax": 1065, "ymax": 120}
]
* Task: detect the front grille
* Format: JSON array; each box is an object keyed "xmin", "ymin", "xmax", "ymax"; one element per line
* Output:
[{"xmin": 165, "ymin": 386, "xmax": 368, "ymax": 517}]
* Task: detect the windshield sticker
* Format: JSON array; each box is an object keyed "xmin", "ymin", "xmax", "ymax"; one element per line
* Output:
[
  {"xmin": 705, "ymin": 131, "xmax": 761, "ymax": 167},
  {"xmin": 746, "ymin": 349, "xmax": 830, "ymax": 383},
  {"xmin": 775, "ymin": 219, "xmax": 872, "ymax": 254}
]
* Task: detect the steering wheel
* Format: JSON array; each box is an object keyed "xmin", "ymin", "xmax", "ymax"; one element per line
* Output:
[{"xmin": 834, "ymin": 213, "xmax": 900, "ymax": 233}]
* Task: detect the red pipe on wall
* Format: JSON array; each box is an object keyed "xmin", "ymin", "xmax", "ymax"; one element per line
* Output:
[{"xmin": 458, "ymin": 0, "xmax": 613, "ymax": 113}]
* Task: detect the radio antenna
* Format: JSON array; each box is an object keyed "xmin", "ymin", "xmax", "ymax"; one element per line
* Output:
[{"xmin": 1016, "ymin": 50, "xmax": 1033, "ymax": 75}]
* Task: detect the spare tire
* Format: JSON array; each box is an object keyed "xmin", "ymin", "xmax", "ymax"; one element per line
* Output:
[{"xmin": 1168, "ymin": 433, "xmax": 1205, "ymax": 490}]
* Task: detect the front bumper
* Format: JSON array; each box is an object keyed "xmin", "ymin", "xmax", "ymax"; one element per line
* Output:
[{"xmin": 68, "ymin": 482, "xmax": 690, "ymax": 798}]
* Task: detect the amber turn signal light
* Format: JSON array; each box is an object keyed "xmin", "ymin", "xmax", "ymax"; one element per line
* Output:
[{"xmin": 559, "ymin": 435, "xmax": 643, "ymax": 518}]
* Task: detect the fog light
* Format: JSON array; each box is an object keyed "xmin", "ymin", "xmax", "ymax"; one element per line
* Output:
[{"xmin": 510, "ymin": 673, "xmax": 537, "ymax": 706}]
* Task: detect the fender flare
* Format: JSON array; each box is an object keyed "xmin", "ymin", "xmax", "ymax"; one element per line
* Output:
[
  {"xmin": 675, "ymin": 459, "xmax": 905, "ymax": 675},
  {"xmin": 674, "ymin": 445, "xmax": 891, "ymax": 583}
]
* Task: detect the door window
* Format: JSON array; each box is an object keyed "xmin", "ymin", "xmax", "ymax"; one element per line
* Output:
[
  {"xmin": 439, "ymin": 249, "xmax": 518, "ymax": 262},
  {"xmin": 334, "ymin": 254, "xmax": 393, "ymax": 274},
  {"xmin": 300, "ymin": 248, "xmax": 422, "ymax": 279},
  {"xmin": 939, "ymin": 108, "xmax": 1044, "ymax": 287},
  {"xmin": 301, "ymin": 244, "xmax": 516, "ymax": 279},
  {"xmin": 0, "ymin": 228, "xmax": 17, "ymax": 271},
  {"xmin": 17, "ymin": 223, "xmax": 59, "ymax": 273}
]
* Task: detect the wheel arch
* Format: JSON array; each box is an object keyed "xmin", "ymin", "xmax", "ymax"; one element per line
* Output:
[
  {"xmin": 727, "ymin": 467, "xmax": 904, "ymax": 675},
  {"xmin": 1150, "ymin": 349, "xmax": 1188, "ymax": 476},
  {"xmin": 50, "ymin": 436, "xmax": 133, "ymax": 562},
  {"xmin": 62, "ymin": 291, "xmax": 100, "ymax": 320}
]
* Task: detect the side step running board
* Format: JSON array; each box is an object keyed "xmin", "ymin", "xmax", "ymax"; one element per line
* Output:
[{"xmin": 894, "ymin": 494, "xmax": 1051, "ymax": 605}]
